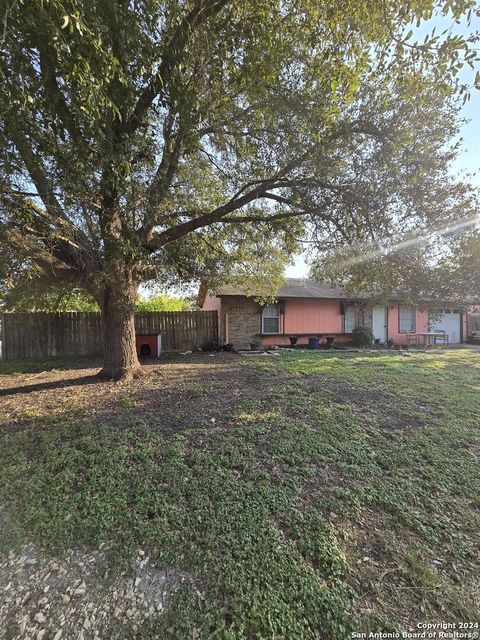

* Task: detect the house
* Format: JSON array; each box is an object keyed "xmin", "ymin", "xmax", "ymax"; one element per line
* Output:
[{"xmin": 201, "ymin": 278, "xmax": 468, "ymax": 350}]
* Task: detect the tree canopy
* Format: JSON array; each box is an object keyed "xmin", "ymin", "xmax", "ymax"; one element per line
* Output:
[
  {"xmin": 1, "ymin": 0, "xmax": 478, "ymax": 376},
  {"xmin": 135, "ymin": 294, "xmax": 193, "ymax": 312},
  {"xmin": 309, "ymin": 182, "xmax": 479, "ymax": 307},
  {"xmin": 0, "ymin": 278, "xmax": 193, "ymax": 312}
]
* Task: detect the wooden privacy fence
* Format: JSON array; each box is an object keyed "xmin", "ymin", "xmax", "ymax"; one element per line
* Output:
[
  {"xmin": 0, "ymin": 310, "xmax": 218, "ymax": 360},
  {"xmin": 0, "ymin": 312, "xmax": 102, "ymax": 361},
  {"xmin": 135, "ymin": 311, "xmax": 218, "ymax": 352}
]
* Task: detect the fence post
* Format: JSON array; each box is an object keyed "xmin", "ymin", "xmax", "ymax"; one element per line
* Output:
[{"xmin": 0, "ymin": 312, "xmax": 5, "ymax": 360}]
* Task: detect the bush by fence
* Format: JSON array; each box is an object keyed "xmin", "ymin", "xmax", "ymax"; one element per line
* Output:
[{"xmin": 0, "ymin": 311, "xmax": 218, "ymax": 360}]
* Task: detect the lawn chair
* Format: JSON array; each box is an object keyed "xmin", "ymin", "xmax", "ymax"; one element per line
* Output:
[{"xmin": 433, "ymin": 331, "xmax": 449, "ymax": 346}]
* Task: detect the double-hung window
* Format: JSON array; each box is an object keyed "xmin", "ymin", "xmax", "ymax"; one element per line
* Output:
[
  {"xmin": 262, "ymin": 304, "xmax": 281, "ymax": 334},
  {"xmin": 399, "ymin": 305, "xmax": 415, "ymax": 333},
  {"xmin": 344, "ymin": 304, "xmax": 357, "ymax": 333}
]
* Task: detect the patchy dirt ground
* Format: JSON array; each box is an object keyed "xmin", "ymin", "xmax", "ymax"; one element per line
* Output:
[
  {"xmin": 0, "ymin": 352, "xmax": 437, "ymax": 435},
  {"xmin": 0, "ymin": 353, "xmax": 275, "ymax": 434}
]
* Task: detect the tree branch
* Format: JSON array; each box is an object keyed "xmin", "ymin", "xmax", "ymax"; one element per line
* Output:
[
  {"xmin": 219, "ymin": 210, "xmax": 310, "ymax": 224},
  {"xmin": 37, "ymin": 44, "xmax": 80, "ymax": 141},
  {"xmin": 142, "ymin": 113, "xmax": 185, "ymax": 231},
  {"xmin": 6, "ymin": 118, "xmax": 64, "ymax": 218},
  {"xmin": 0, "ymin": 189, "xmax": 99, "ymax": 279},
  {"xmin": 145, "ymin": 147, "xmax": 317, "ymax": 249},
  {"xmin": 121, "ymin": 0, "xmax": 231, "ymax": 137}
]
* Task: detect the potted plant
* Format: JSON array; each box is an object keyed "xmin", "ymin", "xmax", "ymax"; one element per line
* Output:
[
  {"xmin": 289, "ymin": 335, "xmax": 298, "ymax": 346},
  {"xmin": 374, "ymin": 338, "xmax": 381, "ymax": 345},
  {"xmin": 386, "ymin": 338, "xmax": 394, "ymax": 348}
]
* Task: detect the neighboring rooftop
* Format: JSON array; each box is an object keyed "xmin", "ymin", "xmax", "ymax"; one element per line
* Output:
[{"xmin": 216, "ymin": 278, "xmax": 348, "ymax": 299}]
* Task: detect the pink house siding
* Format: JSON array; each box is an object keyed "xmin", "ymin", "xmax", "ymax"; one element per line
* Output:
[
  {"xmin": 387, "ymin": 304, "xmax": 429, "ymax": 344},
  {"xmin": 203, "ymin": 288, "xmax": 468, "ymax": 348},
  {"xmin": 282, "ymin": 299, "xmax": 343, "ymax": 334},
  {"xmin": 262, "ymin": 299, "xmax": 344, "ymax": 346}
]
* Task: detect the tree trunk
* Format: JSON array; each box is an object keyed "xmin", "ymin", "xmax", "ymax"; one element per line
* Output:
[{"xmin": 98, "ymin": 280, "xmax": 142, "ymax": 381}]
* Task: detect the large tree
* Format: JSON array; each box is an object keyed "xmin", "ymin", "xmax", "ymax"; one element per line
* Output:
[
  {"xmin": 443, "ymin": 230, "xmax": 480, "ymax": 301},
  {"xmin": 0, "ymin": 0, "xmax": 478, "ymax": 378},
  {"xmin": 309, "ymin": 145, "xmax": 479, "ymax": 307}
]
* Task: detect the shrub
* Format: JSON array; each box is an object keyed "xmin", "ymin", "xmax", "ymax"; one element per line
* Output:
[{"xmin": 351, "ymin": 325, "xmax": 373, "ymax": 347}]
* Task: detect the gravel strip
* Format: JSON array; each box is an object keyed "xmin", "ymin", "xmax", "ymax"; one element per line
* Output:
[{"xmin": 0, "ymin": 545, "xmax": 181, "ymax": 639}]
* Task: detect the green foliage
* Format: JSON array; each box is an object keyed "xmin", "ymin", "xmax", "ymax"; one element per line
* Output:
[
  {"xmin": 0, "ymin": 258, "xmax": 100, "ymax": 311},
  {"xmin": 1, "ymin": 288, "xmax": 99, "ymax": 312},
  {"xmin": 135, "ymin": 294, "xmax": 193, "ymax": 312},
  {"xmin": 351, "ymin": 325, "xmax": 374, "ymax": 347},
  {"xmin": 311, "ymin": 218, "xmax": 480, "ymax": 307},
  {"xmin": 436, "ymin": 229, "xmax": 480, "ymax": 302},
  {"xmin": 0, "ymin": 0, "xmax": 478, "ymax": 306},
  {"xmin": 0, "ymin": 269, "xmax": 191, "ymax": 311}
]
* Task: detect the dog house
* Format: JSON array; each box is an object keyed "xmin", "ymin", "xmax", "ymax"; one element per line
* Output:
[{"xmin": 135, "ymin": 333, "xmax": 162, "ymax": 358}]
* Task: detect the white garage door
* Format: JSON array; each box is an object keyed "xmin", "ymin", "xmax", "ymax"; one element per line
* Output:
[{"xmin": 430, "ymin": 310, "xmax": 461, "ymax": 344}]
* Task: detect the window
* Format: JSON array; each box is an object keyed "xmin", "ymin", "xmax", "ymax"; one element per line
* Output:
[
  {"xmin": 399, "ymin": 305, "xmax": 415, "ymax": 333},
  {"xmin": 262, "ymin": 304, "xmax": 281, "ymax": 334},
  {"xmin": 344, "ymin": 304, "xmax": 357, "ymax": 333}
]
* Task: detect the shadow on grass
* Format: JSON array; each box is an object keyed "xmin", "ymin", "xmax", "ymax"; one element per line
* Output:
[
  {"xmin": 0, "ymin": 374, "xmax": 101, "ymax": 398},
  {"xmin": 0, "ymin": 355, "xmax": 253, "ymax": 437},
  {"xmin": 0, "ymin": 356, "xmax": 103, "ymax": 376},
  {"xmin": 0, "ymin": 354, "xmax": 229, "ymax": 377}
]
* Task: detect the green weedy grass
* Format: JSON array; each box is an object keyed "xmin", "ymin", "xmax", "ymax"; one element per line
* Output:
[{"xmin": 1, "ymin": 351, "xmax": 479, "ymax": 637}]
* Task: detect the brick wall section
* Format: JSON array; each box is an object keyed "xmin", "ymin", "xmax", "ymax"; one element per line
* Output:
[
  {"xmin": 221, "ymin": 296, "xmax": 262, "ymax": 349},
  {"xmin": 218, "ymin": 296, "xmax": 373, "ymax": 349}
]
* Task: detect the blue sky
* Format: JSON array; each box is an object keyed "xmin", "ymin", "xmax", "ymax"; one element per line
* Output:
[
  {"xmin": 287, "ymin": 10, "xmax": 480, "ymax": 279},
  {"xmin": 435, "ymin": 10, "xmax": 480, "ymax": 182}
]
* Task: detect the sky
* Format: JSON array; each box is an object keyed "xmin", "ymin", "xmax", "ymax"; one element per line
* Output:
[{"xmin": 286, "ymin": 10, "xmax": 480, "ymax": 279}]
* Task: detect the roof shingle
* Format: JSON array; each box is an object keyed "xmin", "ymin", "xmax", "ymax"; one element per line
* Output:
[{"xmin": 216, "ymin": 278, "xmax": 348, "ymax": 299}]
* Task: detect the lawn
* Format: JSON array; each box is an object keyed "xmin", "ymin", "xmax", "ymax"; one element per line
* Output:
[{"xmin": 0, "ymin": 351, "xmax": 479, "ymax": 639}]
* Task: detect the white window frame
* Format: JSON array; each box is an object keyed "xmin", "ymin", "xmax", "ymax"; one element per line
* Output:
[
  {"xmin": 399, "ymin": 305, "xmax": 416, "ymax": 333},
  {"xmin": 344, "ymin": 304, "xmax": 358, "ymax": 333},
  {"xmin": 262, "ymin": 304, "xmax": 281, "ymax": 334}
]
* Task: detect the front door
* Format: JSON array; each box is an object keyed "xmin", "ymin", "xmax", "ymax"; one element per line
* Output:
[{"xmin": 372, "ymin": 305, "xmax": 387, "ymax": 342}]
